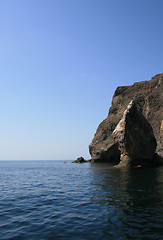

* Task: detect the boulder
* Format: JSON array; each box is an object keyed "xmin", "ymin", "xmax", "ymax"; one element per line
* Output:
[
  {"xmin": 72, "ymin": 157, "xmax": 86, "ymax": 163},
  {"xmin": 112, "ymin": 101, "xmax": 157, "ymax": 167},
  {"xmin": 89, "ymin": 73, "xmax": 163, "ymax": 162}
]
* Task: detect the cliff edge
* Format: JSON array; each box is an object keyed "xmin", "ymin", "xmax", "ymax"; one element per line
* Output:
[{"xmin": 89, "ymin": 73, "xmax": 163, "ymax": 163}]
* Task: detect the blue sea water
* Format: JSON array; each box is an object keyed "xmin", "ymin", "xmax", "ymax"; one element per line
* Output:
[{"xmin": 0, "ymin": 160, "xmax": 163, "ymax": 240}]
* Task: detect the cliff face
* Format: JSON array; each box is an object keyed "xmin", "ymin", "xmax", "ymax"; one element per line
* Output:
[
  {"xmin": 112, "ymin": 101, "xmax": 157, "ymax": 167},
  {"xmin": 89, "ymin": 73, "xmax": 163, "ymax": 162}
]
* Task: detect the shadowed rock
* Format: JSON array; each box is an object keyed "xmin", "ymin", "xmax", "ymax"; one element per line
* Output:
[
  {"xmin": 89, "ymin": 73, "xmax": 163, "ymax": 162},
  {"xmin": 160, "ymin": 121, "xmax": 163, "ymax": 158},
  {"xmin": 72, "ymin": 157, "xmax": 86, "ymax": 163},
  {"xmin": 112, "ymin": 101, "xmax": 157, "ymax": 167}
]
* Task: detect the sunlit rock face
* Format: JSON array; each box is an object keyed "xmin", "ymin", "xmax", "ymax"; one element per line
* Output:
[
  {"xmin": 89, "ymin": 73, "xmax": 163, "ymax": 162},
  {"xmin": 112, "ymin": 101, "xmax": 157, "ymax": 167},
  {"xmin": 160, "ymin": 121, "xmax": 163, "ymax": 157}
]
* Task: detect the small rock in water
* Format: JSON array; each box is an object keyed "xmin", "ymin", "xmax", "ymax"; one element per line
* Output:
[{"xmin": 72, "ymin": 157, "xmax": 85, "ymax": 163}]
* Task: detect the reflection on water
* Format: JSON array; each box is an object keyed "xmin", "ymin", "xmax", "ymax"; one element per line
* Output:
[
  {"xmin": 90, "ymin": 163, "xmax": 163, "ymax": 239},
  {"xmin": 1, "ymin": 161, "xmax": 163, "ymax": 240}
]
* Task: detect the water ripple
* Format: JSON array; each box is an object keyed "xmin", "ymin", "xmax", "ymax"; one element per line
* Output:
[{"xmin": 0, "ymin": 161, "xmax": 163, "ymax": 239}]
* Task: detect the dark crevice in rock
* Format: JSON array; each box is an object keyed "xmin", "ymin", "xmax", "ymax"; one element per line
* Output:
[{"xmin": 92, "ymin": 143, "xmax": 120, "ymax": 164}]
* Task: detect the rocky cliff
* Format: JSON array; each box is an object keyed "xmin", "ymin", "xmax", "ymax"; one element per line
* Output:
[
  {"xmin": 112, "ymin": 101, "xmax": 157, "ymax": 167},
  {"xmin": 89, "ymin": 73, "xmax": 163, "ymax": 163}
]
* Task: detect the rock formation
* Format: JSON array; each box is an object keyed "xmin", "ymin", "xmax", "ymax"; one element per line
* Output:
[
  {"xmin": 160, "ymin": 120, "xmax": 163, "ymax": 158},
  {"xmin": 72, "ymin": 157, "xmax": 87, "ymax": 163},
  {"xmin": 112, "ymin": 101, "xmax": 157, "ymax": 167},
  {"xmin": 89, "ymin": 73, "xmax": 163, "ymax": 163}
]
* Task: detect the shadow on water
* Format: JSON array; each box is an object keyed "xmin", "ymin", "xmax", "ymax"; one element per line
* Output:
[{"xmin": 90, "ymin": 163, "xmax": 163, "ymax": 239}]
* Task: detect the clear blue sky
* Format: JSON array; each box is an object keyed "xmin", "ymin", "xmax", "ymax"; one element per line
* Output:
[{"xmin": 0, "ymin": 0, "xmax": 163, "ymax": 160}]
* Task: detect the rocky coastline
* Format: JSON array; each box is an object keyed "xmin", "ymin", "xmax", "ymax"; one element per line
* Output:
[{"xmin": 74, "ymin": 73, "xmax": 163, "ymax": 167}]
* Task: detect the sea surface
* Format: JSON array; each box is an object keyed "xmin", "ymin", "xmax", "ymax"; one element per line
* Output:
[{"xmin": 0, "ymin": 160, "xmax": 163, "ymax": 240}]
